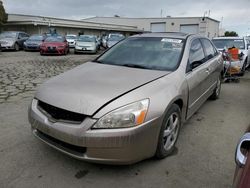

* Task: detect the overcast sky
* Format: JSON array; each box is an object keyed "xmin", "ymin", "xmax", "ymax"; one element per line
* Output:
[{"xmin": 2, "ymin": 0, "xmax": 250, "ymax": 36}]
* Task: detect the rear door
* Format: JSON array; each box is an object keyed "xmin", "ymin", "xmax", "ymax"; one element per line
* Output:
[
  {"xmin": 186, "ymin": 38, "xmax": 209, "ymax": 118},
  {"xmin": 200, "ymin": 38, "xmax": 221, "ymax": 92}
]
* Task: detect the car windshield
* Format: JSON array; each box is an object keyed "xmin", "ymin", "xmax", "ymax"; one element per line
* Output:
[
  {"xmin": 29, "ymin": 35, "xmax": 44, "ymax": 41},
  {"xmin": 212, "ymin": 39, "xmax": 245, "ymax": 49},
  {"xmin": 66, "ymin": 35, "xmax": 77, "ymax": 40},
  {"xmin": 78, "ymin": 36, "xmax": 96, "ymax": 42},
  {"xmin": 96, "ymin": 37, "xmax": 184, "ymax": 71},
  {"xmin": 45, "ymin": 36, "xmax": 64, "ymax": 42},
  {"xmin": 0, "ymin": 32, "xmax": 17, "ymax": 39},
  {"xmin": 108, "ymin": 35, "xmax": 125, "ymax": 41}
]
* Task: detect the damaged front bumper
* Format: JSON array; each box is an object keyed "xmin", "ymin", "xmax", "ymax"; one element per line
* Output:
[{"xmin": 28, "ymin": 99, "xmax": 161, "ymax": 164}]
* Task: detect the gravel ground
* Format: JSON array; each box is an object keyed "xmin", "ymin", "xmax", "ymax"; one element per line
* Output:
[
  {"xmin": 0, "ymin": 50, "xmax": 99, "ymax": 103},
  {"xmin": 0, "ymin": 51, "xmax": 250, "ymax": 188}
]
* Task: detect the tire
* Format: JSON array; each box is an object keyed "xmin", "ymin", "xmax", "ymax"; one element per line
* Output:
[
  {"xmin": 239, "ymin": 60, "xmax": 247, "ymax": 76},
  {"xmin": 155, "ymin": 104, "xmax": 181, "ymax": 159},
  {"xmin": 210, "ymin": 76, "xmax": 221, "ymax": 100},
  {"xmin": 14, "ymin": 43, "xmax": 20, "ymax": 51}
]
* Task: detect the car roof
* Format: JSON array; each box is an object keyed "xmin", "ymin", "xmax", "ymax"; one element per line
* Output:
[
  {"xmin": 132, "ymin": 32, "xmax": 191, "ymax": 39},
  {"xmin": 212, "ymin": 37, "xmax": 244, "ymax": 40},
  {"xmin": 2, "ymin": 31, "xmax": 27, "ymax": 34},
  {"xmin": 79, "ymin": 35, "xmax": 96, "ymax": 37}
]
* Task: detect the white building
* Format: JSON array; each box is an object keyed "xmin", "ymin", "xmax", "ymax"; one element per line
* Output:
[{"xmin": 84, "ymin": 16, "xmax": 220, "ymax": 38}]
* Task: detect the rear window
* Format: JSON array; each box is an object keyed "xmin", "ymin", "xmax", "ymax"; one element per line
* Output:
[{"xmin": 97, "ymin": 37, "xmax": 185, "ymax": 71}]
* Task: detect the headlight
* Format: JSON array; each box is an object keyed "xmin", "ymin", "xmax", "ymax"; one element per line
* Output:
[
  {"xmin": 93, "ymin": 99, "xmax": 149, "ymax": 129},
  {"xmin": 24, "ymin": 42, "xmax": 27, "ymax": 46}
]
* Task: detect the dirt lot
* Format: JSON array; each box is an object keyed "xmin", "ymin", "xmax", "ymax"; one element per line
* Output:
[{"xmin": 0, "ymin": 51, "xmax": 250, "ymax": 188}]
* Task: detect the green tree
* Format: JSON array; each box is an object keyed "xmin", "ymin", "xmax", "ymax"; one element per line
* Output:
[
  {"xmin": 224, "ymin": 31, "xmax": 238, "ymax": 37},
  {"xmin": 0, "ymin": 0, "xmax": 8, "ymax": 25}
]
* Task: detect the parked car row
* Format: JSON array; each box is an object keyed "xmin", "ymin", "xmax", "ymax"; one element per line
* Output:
[{"xmin": 0, "ymin": 31, "xmax": 126, "ymax": 56}]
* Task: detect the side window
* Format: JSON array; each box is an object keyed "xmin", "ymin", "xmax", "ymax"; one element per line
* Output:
[
  {"xmin": 246, "ymin": 40, "xmax": 250, "ymax": 49},
  {"xmin": 17, "ymin": 33, "xmax": 22, "ymax": 39},
  {"xmin": 19, "ymin": 33, "xmax": 25, "ymax": 39},
  {"xmin": 187, "ymin": 39, "xmax": 206, "ymax": 72},
  {"xmin": 24, "ymin": 33, "xmax": 29, "ymax": 38},
  {"xmin": 201, "ymin": 39, "xmax": 216, "ymax": 60}
]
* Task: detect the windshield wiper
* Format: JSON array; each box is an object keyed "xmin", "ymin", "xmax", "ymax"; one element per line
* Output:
[{"xmin": 122, "ymin": 64, "xmax": 149, "ymax": 69}]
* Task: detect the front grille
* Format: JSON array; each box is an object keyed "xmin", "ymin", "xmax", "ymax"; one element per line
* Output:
[
  {"xmin": 35, "ymin": 130, "xmax": 86, "ymax": 156},
  {"xmin": 47, "ymin": 46, "xmax": 56, "ymax": 51},
  {"xmin": 38, "ymin": 101, "xmax": 86, "ymax": 123}
]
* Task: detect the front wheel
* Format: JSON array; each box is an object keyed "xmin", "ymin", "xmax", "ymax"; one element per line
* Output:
[
  {"xmin": 155, "ymin": 104, "xmax": 181, "ymax": 159},
  {"xmin": 210, "ymin": 76, "xmax": 221, "ymax": 100},
  {"xmin": 14, "ymin": 43, "xmax": 20, "ymax": 51}
]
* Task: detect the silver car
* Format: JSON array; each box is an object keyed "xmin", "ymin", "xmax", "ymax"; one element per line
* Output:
[
  {"xmin": 29, "ymin": 33, "xmax": 223, "ymax": 164},
  {"xmin": 106, "ymin": 33, "xmax": 125, "ymax": 48},
  {"xmin": 66, "ymin": 34, "xmax": 77, "ymax": 48},
  {"xmin": 74, "ymin": 35, "xmax": 98, "ymax": 54},
  {"xmin": 212, "ymin": 37, "xmax": 250, "ymax": 76},
  {"xmin": 0, "ymin": 31, "xmax": 29, "ymax": 51}
]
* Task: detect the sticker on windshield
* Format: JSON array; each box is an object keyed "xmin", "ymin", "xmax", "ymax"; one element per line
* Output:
[{"xmin": 161, "ymin": 38, "xmax": 183, "ymax": 43}]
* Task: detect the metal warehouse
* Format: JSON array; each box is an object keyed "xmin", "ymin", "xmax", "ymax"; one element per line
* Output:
[
  {"xmin": 2, "ymin": 14, "xmax": 142, "ymax": 36},
  {"xmin": 83, "ymin": 16, "xmax": 220, "ymax": 38}
]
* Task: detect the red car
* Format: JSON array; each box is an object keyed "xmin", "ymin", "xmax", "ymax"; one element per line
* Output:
[
  {"xmin": 40, "ymin": 36, "xmax": 69, "ymax": 55},
  {"xmin": 233, "ymin": 126, "xmax": 250, "ymax": 188}
]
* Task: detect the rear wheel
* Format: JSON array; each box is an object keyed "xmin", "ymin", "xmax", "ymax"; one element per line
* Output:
[{"xmin": 155, "ymin": 104, "xmax": 181, "ymax": 159}]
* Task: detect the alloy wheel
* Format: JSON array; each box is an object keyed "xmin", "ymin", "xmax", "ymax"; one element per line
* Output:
[{"xmin": 163, "ymin": 112, "xmax": 180, "ymax": 151}]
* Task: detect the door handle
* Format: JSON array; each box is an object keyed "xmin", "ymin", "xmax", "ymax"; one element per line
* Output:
[
  {"xmin": 235, "ymin": 133, "xmax": 250, "ymax": 167},
  {"xmin": 205, "ymin": 68, "xmax": 210, "ymax": 74}
]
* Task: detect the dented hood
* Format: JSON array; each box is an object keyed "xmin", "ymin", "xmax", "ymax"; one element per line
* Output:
[{"xmin": 35, "ymin": 62, "xmax": 169, "ymax": 116}]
